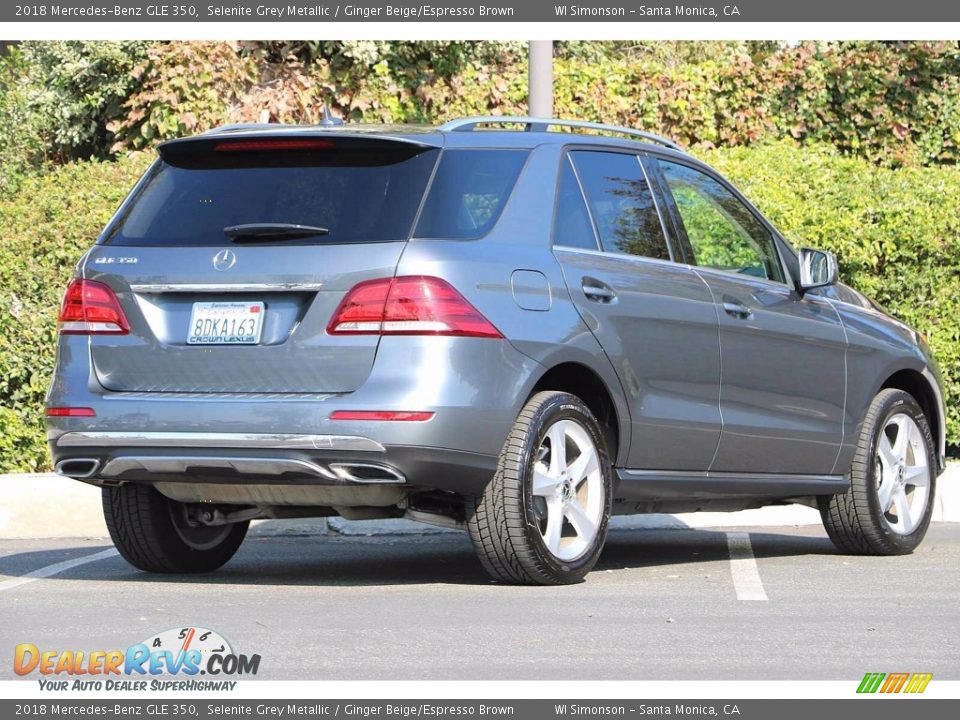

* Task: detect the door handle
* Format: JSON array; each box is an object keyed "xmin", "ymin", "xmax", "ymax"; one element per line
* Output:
[
  {"xmin": 582, "ymin": 280, "xmax": 617, "ymax": 304},
  {"xmin": 722, "ymin": 299, "xmax": 753, "ymax": 319}
]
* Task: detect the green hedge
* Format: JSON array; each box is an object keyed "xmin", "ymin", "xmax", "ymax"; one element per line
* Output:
[
  {"xmin": 6, "ymin": 41, "xmax": 960, "ymax": 179},
  {"xmin": 0, "ymin": 142, "xmax": 956, "ymax": 473},
  {"xmin": 0, "ymin": 154, "xmax": 151, "ymax": 471}
]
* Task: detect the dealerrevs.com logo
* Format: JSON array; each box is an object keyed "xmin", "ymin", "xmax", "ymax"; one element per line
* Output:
[{"xmin": 14, "ymin": 627, "xmax": 260, "ymax": 692}]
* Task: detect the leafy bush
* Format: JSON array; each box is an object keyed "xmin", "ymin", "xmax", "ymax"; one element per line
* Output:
[
  {"xmin": 0, "ymin": 48, "xmax": 47, "ymax": 197},
  {"xmin": 108, "ymin": 42, "xmax": 256, "ymax": 150},
  {"xmin": 0, "ymin": 154, "xmax": 151, "ymax": 471},
  {"xmin": 17, "ymin": 41, "xmax": 149, "ymax": 160},
  {"xmin": 0, "ymin": 142, "xmax": 956, "ymax": 472},
  {"xmin": 8, "ymin": 41, "xmax": 960, "ymax": 170},
  {"xmin": 101, "ymin": 41, "xmax": 960, "ymax": 169},
  {"xmin": 0, "ymin": 42, "xmax": 147, "ymax": 197}
]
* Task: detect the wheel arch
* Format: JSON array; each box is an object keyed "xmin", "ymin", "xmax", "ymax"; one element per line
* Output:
[
  {"xmin": 880, "ymin": 367, "xmax": 945, "ymax": 473},
  {"xmin": 529, "ymin": 361, "xmax": 627, "ymax": 466}
]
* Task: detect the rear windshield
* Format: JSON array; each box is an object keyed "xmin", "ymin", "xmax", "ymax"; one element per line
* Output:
[{"xmin": 105, "ymin": 143, "xmax": 439, "ymax": 246}]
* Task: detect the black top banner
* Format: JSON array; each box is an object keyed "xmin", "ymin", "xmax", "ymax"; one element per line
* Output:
[{"xmin": 5, "ymin": 0, "xmax": 960, "ymax": 23}]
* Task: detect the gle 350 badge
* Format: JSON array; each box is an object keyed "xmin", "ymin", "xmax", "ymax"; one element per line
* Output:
[{"xmin": 14, "ymin": 627, "xmax": 260, "ymax": 689}]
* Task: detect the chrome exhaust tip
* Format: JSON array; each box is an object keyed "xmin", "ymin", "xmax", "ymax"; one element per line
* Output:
[
  {"xmin": 328, "ymin": 463, "xmax": 406, "ymax": 484},
  {"xmin": 55, "ymin": 458, "xmax": 101, "ymax": 480}
]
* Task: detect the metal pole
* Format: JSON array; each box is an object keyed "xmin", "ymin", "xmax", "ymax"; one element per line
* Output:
[{"xmin": 528, "ymin": 41, "xmax": 554, "ymax": 118}]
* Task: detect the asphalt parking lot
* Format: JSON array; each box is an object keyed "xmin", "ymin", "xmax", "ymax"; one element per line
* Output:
[{"xmin": 1, "ymin": 522, "xmax": 958, "ymax": 681}]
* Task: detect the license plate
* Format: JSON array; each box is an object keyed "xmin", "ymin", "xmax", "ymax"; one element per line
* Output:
[{"xmin": 187, "ymin": 301, "xmax": 264, "ymax": 345}]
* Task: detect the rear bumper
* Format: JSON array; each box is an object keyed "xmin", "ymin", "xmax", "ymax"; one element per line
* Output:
[
  {"xmin": 46, "ymin": 333, "xmax": 542, "ymax": 496},
  {"xmin": 50, "ymin": 433, "xmax": 498, "ymax": 497}
]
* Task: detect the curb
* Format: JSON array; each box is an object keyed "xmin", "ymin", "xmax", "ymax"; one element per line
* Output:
[{"xmin": 2, "ymin": 463, "xmax": 957, "ymax": 539}]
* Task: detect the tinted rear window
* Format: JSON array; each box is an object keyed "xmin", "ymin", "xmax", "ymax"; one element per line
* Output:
[
  {"xmin": 414, "ymin": 149, "xmax": 528, "ymax": 239},
  {"xmin": 105, "ymin": 144, "xmax": 439, "ymax": 246}
]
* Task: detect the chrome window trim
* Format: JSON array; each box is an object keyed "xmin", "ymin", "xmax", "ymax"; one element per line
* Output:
[{"xmin": 552, "ymin": 243, "xmax": 690, "ymax": 272}]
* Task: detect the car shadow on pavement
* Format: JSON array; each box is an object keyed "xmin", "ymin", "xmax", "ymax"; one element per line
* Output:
[
  {"xmin": 0, "ymin": 527, "xmax": 839, "ymax": 588},
  {"xmin": 599, "ymin": 528, "xmax": 837, "ymax": 572}
]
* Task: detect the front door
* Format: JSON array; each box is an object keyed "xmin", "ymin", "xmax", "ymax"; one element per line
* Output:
[{"xmin": 655, "ymin": 158, "xmax": 846, "ymax": 475}]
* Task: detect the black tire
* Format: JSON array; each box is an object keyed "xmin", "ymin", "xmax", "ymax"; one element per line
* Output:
[
  {"xmin": 103, "ymin": 484, "xmax": 248, "ymax": 573},
  {"xmin": 466, "ymin": 391, "xmax": 613, "ymax": 585},
  {"xmin": 820, "ymin": 389, "xmax": 937, "ymax": 555}
]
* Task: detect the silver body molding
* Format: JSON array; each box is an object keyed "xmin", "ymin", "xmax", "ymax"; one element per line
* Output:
[{"xmin": 56, "ymin": 431, "xmax": 385, "ymax": 453}]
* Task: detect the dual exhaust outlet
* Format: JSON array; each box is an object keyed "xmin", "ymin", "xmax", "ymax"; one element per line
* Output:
[{"xmin": 54, "ymin": 457, "xmax": 405, "ymax": 484}]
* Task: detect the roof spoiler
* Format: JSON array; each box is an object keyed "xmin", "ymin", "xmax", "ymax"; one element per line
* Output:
[{"xmin": 157, "ymin": 131, "xmax": 439, "ymax": 166}]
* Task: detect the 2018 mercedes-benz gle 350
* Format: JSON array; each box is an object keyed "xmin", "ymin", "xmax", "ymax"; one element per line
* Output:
[{"xmin": 46, "ymin": 116, "xmax": 946, "ymax": 584}]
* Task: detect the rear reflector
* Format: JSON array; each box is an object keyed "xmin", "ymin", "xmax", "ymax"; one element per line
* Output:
[
  {"xmin": 327, "ymin": 276, "xmax": 502, "ymax": 338},
  {"xmin": 329, "ymin": 411, "xmax": 434, "ymax": 422},
  {"xmin": 45, "ymin": 407, "xmax": 96, "ymax": 417},
  {"xmin": 214, "ymin": 139, "xmax": 336, "ymax": 152},
  {"xmin": 58, "ymin": 279, "xmax": 130, "ymax": 335}
]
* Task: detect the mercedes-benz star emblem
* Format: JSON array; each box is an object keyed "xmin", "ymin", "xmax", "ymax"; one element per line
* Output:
[{"xmin": 212, "ymin": 249, "xmax": 237, "ymax": 271}]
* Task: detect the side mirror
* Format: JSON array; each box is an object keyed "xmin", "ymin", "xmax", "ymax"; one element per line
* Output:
[{"xmin": 798, "ymin": 247, "xmax": 838, "ymax": 290}]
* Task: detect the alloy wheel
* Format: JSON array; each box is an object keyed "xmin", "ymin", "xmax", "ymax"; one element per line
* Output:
[
  {"xmin": 874, "ymin": 412, "xmax": 931, "ymax": 535},
  {"xmin": 531, "ymin": 419, "xmax": 605, "ymax": 561}
]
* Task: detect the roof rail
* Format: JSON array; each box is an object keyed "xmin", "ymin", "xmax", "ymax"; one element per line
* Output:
[{"xmin": 439, "ymin": 116, "xmax": 685, "ymax": 152}]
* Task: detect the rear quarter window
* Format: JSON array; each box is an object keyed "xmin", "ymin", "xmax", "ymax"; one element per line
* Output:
[{"xmin": 414, "ymin": 149, "xmax": 528, "ymax": 239}]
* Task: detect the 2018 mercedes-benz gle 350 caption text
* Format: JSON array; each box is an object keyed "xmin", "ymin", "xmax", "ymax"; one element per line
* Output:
[{"xmin": 46, "ymin": 116, "xmax": 947, "ymax": 584}]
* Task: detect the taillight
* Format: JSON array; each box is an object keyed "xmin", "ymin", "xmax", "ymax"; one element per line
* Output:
[
  {"xmin": 214, "ymin": 139, "xmax": 335, "ymax": 152},
  {"xmin": 327, "ymin": 276, "xmax": 502, "ymax": 338},
  {"xmin": 45, "ymin": 407, "xmax": 96, "ymax": 417},
  {"xmin": 58, "ymin": 279, "xmax": 130, "ymax": 335},
  {"xmin": 329, "ymin": 411, "xmax": 434, "ymax": 422}
]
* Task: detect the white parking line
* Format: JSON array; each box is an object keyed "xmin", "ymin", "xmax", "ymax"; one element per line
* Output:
[
  {"xmin": 0, "ymin": 548, "xmax": 118, "ymax": 594},
  {"xmin": 726, "ymin": 532, "xmax": 768, "ymax": 601}
]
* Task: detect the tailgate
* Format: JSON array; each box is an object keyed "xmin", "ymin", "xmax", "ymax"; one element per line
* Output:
[{"xmin": 85, "ymin": 132, "xmax": 438, "ymax": 394}]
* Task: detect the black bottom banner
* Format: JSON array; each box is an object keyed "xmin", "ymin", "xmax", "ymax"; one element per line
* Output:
[{"xmin": 2, "ymin": 700, "xmax": 957, "ymax": 720}]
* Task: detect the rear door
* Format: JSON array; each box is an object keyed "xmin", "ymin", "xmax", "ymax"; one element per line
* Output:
[
  {"xmin": 85, "ymin": 134, "xmax": 439, "ymax": 394},
  {"xmin": 552, "ymin": 149, "xmax": 722, "ymax": 470},
  {"xmin": 654, "ymin": 158, "xmax": 846, "ymax": 475}
]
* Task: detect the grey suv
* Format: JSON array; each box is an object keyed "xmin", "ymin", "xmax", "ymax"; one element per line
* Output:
[{"xmin": 46, "ymin": 116, "xmax": 947, "ymax": 585}]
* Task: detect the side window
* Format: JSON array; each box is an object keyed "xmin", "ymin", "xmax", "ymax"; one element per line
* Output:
[
  {"xmin": 570, "ymin": 150, "xmax": 671, "ymax": 261},
  {"xmin": 660, "ymin": 160, "xmax": 785, "ymax": 283},
  {"xmin": 552, "ymin": 156, "xmax": 598, "ymax": 250},
  {"xmin": 415, "ymin": 149, "xmax": 528, "ymax": 239}
]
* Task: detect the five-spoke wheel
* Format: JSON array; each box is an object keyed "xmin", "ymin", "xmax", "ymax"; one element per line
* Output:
[
  {"xmin": 821, "ymin": 388, "xmax": 936, "ymax": 555},
  {"xmin": 874, "ymin": 413, "xmax": 931, "ymax": 536},
  {"xmin": 531, "ymin": 419, "xmax": 605, "ymax": 562},
  {"xmin": 467, "ymin": 391, "xmax": 613, "ymax": 584}
]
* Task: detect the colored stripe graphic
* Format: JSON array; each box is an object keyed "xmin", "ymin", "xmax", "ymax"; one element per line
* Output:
[
  {"xmin": 881, "ymin": 672, "xmax": 910, "ymax": 693},
  {"xmin": 857, "ymin": 672, "xmax": 932, "ymax": 694},
  {"xmin": 904, "ymin": 673, "xmax": 933, "ymax": 694},
  {"xmin": 857, "ymin": 673, "xmax": 885, "ymax": 693}
]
